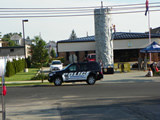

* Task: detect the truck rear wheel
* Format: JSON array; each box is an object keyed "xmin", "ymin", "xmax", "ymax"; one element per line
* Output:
[{"xmin": 87, "ymin": 75, "xmax": 96, "ymax": 85}]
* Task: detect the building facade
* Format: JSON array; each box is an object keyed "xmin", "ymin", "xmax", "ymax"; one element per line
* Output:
[
  {"xmin": 0, "ymin": 46, "xmax": 25, "ymax": 56},
  {"xmin": 57, "ymin": 32, "xmax": 160, "ymax": 65},
  {"xmin": 46, "ymin": 41, "xmax": 57, "ymax": 57},
  {"xmin": 10, "ymin": 34, "xmax": 23, "ymax": 46},
  {"xmin": 0, "ymin": 34, "xmax": 32, "ymax": 58},
  {"xmin": 0, "ymin": 40, "xmax": 8, "ymax": 47}
]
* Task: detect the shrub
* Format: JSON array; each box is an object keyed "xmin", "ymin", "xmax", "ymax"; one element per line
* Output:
[
  {"xmin": 5, "ymin": 58, "xmax": 26, "ymax": 77},
  {"xmin": 31, "ymin": 73, "xmax": 48, "ymax": 80},
  {"xmin": 5, "ymin": 61, "xmax": 15, "ymax": 77},
  {"xmin": 26, "ymin": 56, "xmax": 31, "ymax": 68},
  {"xmin": 154, "ymin": 71, "xmax": 160, "ymax": 76},
  {"xmin": 12, "ymin": 59, "xmax": 17, "ymax": 74}
]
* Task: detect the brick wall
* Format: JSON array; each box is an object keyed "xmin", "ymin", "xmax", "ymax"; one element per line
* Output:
[{"xmin": 58, "ymin": 51, "xmax": 159, "ymax": 65}]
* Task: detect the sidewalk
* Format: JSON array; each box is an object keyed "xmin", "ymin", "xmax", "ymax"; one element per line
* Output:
[
  {"xmin": 3, "ymin": 70, "xmax": 160, "ymax": 85},
  {"xmin": 100, "ymin": 70, "xmax": 160, "ymax": 83}
]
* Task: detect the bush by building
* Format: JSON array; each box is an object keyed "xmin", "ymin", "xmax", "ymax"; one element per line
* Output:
[
  {"xmin": 5, "ymin": 61, "xmax": 15, "ymax": 77},
  {"xmin": 5, "ymin": 58, "xmax": 25, "ymax": 77}
]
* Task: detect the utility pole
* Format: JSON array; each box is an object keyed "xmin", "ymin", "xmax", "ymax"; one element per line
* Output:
[{"xmin": 1, "ymin": 76, "xmax": 6, "ymax": 120}]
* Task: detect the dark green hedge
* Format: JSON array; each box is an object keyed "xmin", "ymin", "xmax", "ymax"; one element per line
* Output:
[{"xmin": 5, "ymin": 58, "xmax": 26, "ymax": 77}]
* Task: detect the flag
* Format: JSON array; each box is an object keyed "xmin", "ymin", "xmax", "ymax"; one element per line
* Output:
[
  {"xmin": 3, "ymin": 86, "xmax": 7, "ymax": 96},
  {"xmin": 2, "ymin": 76, "xmax": 7, "ymax": 96},
  {"xmin": 145, "ymin": 0, "xmax": 149, "ymax": 16}
]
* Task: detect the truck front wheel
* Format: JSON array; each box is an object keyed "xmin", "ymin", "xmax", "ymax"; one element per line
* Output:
[{"xmin": 54, "ymin": 77, "xmax": 62, "ymax": 86}]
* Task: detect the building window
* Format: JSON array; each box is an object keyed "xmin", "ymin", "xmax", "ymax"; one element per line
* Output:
[
  {"xmin": 114, "ymin": 49, "xmax": 139, "ymax": 62},
  {"xmin": 66, "ymin": 52, "xmax": 69, "ymax": 61},
  {"xmin": 10, "ymin": 49, "xmax": 14, "ymax": 52}
]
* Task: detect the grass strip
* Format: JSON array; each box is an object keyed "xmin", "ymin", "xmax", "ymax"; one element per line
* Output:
[{"xmin": 5, "ymin": 68, "xmax": 39, "ymax": 81}]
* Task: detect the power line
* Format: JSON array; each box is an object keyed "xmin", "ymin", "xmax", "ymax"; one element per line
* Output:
[
  {"xmin": 0, "ymin": 14, "xmax": 94, "ymax": 18},
  {"xmin": 0, "ymin": 11, "xmax": 93, "ymax": 16},
  {"xmin": 0, "ymin": 2, "xmax": 160, "ymax": 10},
  {"xmin": 105, "ymin": 2, "xmax": 160, "ymax": 8},
  {"xmin": 110, "ymin": 9, "xmax": 160, "ymax": 15},
  {"xmin": 111, "ymin": 5, "xmax": 160, "ymax": 11},
  {"xmin": 0, "ymin": 9, "xmax": 160, "ymax": 18},
  {"xmin": 0, "ymin": 2, "xmax": 160, "ymax": 18},
  {"xmin": 0, "ymin": 9, "xmax": 94, "ymax": 13}
]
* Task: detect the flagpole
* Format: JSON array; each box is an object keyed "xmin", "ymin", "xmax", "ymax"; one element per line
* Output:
[{"xmin": 148, "ymin": 3, "xmax": 152, "ymax": 64}]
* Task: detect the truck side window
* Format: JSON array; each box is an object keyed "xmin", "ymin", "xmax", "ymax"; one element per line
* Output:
[
  {"xmin": 79, "ymin": 64, "xmax": 88, "ymax": 71},
  {"xmin": 68, "ymin": 65, "xmax": 77, "ymax": 72}
]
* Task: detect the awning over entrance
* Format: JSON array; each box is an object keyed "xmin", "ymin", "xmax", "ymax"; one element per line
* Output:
[{"xmin": 140, "ymin": 41, "xmax": 160, "ymax": 53}]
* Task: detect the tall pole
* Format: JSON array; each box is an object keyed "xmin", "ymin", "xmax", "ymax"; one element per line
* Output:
[
  {"xmin": 145, "ymin": 0, "xmax": 151, "ymax": 63},
  {"xmin": 1, "ymin": 76, "xmax": 5, "ymax": 120},
  {"xmin": 148, "ymin": 10, "xmax": 152, "ymax": 63},
  {"xmin": 22, "ymin": 19, "xmax": 28, "ymax": 72},
  {"xmin": 1, "ymin": 57, "xmax": 7, "ymax": 120}
]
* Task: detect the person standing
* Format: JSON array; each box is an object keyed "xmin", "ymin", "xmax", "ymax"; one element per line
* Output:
[{"xmin": 144, "ymin": 56, "xmax": 148, "ymax": 71}]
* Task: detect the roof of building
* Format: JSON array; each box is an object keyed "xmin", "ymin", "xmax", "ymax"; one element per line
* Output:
[
  {"xmin": 57, "ymin": 32, "xmax": 160, "ymax": 43},
  {"xmin": 150, "ymin": 27, "xmax": 160, "ymax": 34},
  {"xmin": 0, "ymin": 46, "xmax": 24, "ymax": 49},
  {"xmin": 10, "ymin": 34, "xmax": 21, "ymax": 41}
]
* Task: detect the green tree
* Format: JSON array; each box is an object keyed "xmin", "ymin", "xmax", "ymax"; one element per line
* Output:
[
  {"xmin": 9, "ymin": 40, "xmax": 17, "ymax": 47},
  {"xmin": 50, "ymin": 48, "xmax": 56, "ymax": 58},
  {"xmin": 26, "ymin": 36, "xmax": 30, "ymax": 40},
  {"xmin": 69, "ymin": 29, "xmax": 77, "ymax": 40},
  {"xmin": 31, "ymin": 36, "xmax": 49, "ymax": 82},
  {"xmin": 0, "ymin": 32, "xmax": 2, "ymax": 38},
  {"xmin": 5, "ymin": 61, "xmax": 15, "ymax": 77},
  {"xmin": 31, "ymin": 36, "xmax": 49, "ymax": 66},
  {"xmin": 2, "ymin": 32, "xmax": 22, "ymax": 46}
]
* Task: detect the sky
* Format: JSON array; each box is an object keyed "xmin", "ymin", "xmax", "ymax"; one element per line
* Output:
[{"xmin": 0, "ymin": 0, "xmax": 160, "ymax": 43}]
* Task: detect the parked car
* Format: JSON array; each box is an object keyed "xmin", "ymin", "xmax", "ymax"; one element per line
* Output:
[
  {"xmin": 48, "ymin": 61, "xmax": 103, "ymax": 86},
  {"xmin": 84, "ymin": 53, "xmax": 96, "ymax": 62},
  {"xmin": 50, "ymin": 60, "xmax": 63, "ymax": 71}
]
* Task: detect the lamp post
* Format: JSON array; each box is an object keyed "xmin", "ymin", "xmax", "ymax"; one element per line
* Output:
[{"xmin": 22, "ymin": 19, "xmax": 28, "ymax": 72}]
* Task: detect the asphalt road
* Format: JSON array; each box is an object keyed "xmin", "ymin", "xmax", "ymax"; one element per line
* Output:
[{"xmin": 2, "ymin": 82, "xmax": 160, "ymax": 120}]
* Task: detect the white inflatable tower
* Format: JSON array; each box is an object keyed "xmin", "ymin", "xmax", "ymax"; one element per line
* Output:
[{"xmin": 94, "ymin": 8, "xmax": 114, "ymax": 74}]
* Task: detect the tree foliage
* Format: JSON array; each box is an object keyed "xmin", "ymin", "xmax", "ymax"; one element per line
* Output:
[
  {"xmin": 69, "ymin": 29, "xmax": 77, "ymax": 40},
  {"xmin": 50, "ymin": 48, "xmax": 56, "ymax": 58},
  {"xmin": 5, "ymin": 61, "xmax": 15, "ymax": 77},
  {"xmin": 31, "ymin": 36, "xmax": 49, "ymax": 68},
  {"xmin": 0, "ymin": 32, "xmax": 2, "ymax": 38},
  {"xmin": 5, "ymin": 58, "xmax": 25, "ymax": 77},
  {"xmin": 2, "ymin": 32, "xmax": 22, "ymax": 46}
]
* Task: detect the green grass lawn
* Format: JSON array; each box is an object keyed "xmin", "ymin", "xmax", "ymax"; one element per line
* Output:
[{"xmin": 5, "ymin": 68, "xmax": 39, "ymax": 81}]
